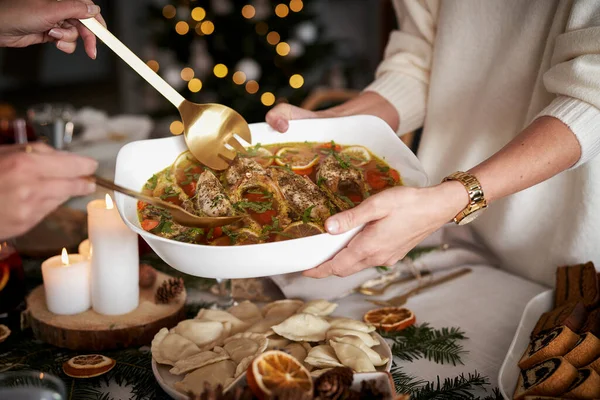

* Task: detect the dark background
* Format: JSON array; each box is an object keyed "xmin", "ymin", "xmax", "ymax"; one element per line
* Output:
[{"xmin": 0, "ymin": 0, "xmax": 397, "ymax": 119}]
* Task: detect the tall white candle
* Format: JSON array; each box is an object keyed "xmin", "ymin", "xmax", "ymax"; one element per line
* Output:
[
  {"xmin": 41, "ymin": 248, "xmax": 91, "ymax": 315},
  {"xmin": 87, "ymin": 194, "xmax": 139, "ymax": 315}
]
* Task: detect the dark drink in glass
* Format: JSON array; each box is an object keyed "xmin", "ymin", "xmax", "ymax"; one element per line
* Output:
[{"xmin": 0, "ymin": 242, "xmax": 26, "ymax": 319}]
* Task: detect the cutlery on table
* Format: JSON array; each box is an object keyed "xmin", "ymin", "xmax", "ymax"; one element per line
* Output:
[
  {"xmin": 356, "ymin": 269, "xmax": 432, "ymax": 296},
  {"xmin": 79, "ymin": 18, "xmax": 251, "ymax": 171},
  {"xmin": 368, "ymin": 268, "xmax": 472, "ymax": 307},
  {"xmin": 93, "ymin": 176, "xmax": 243, "ymax": 229}
]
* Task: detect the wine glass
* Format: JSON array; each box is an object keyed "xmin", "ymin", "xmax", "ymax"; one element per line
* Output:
[
  {"xmin": 211, "ymin": 278, "xmax": 236, "ymax": 309},
  {"xmin": 0, "ymin": 371, "xmax": 66, "ymax": 400}
]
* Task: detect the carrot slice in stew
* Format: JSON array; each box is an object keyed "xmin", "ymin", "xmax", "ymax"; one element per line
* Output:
[
  {"xmin": 293, "ymin": 167, "xmax": 313, "ymax": 176},
  {"xmin": 141, "ymin": 220, "xmax": 159, "ymax": 231},
  {"xmin": 137, "ymin": 201, "xmax": 146, "ymax": 211}
]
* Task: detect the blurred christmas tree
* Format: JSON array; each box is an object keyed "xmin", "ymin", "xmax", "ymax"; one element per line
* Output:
[{"xmin": 145, "ymin": 0, "xmax": 338, "ymax": 127}]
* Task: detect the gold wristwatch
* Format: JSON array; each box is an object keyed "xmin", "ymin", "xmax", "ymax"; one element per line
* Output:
[{"xmin": 442, "ymin": 171, "xmax": 487, "ymax": 225}]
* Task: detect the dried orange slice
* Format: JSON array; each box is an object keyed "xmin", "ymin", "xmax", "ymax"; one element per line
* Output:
[
  {"xmin": 62, "ymin": 354, "xmax": 116, "ymax": 378},
  {"xmin": 247, "ymin": 350, "xmax": 313, "ymax": 400},
  {"xmin": 0, "ymin": 264, "xmax": 9, "ymax": 292},
  {"xmin": 274, "ymin": 222, "xmax": 324, "ymax": 242},
  {"xmin": 363, "ymin": 307, "xmax": 416, "ymax": 332},
  {"xmin": 275, "ymin": 147, "xmax": 320, "ymax": 171},
  {"xmin": 0, "ymin": 324, "xmax": 10, "ymax": 343},
  {"xmin": 340, "ymin": 146, "xmax": 371, "ymax": 167}
]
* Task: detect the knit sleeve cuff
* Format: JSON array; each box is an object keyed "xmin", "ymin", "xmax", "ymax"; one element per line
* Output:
[
  {"xmin": 536, "ymin": 95, "xmax": 600, "ymax": 169},
  {"xmin": 363, "ymin": 72, "xmax": 427, "ymax": 136}
]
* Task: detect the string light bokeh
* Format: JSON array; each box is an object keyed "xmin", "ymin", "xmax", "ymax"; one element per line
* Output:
[{"xmin": 149, "ymin": 0, "xmax": 331, "ymax": 133}]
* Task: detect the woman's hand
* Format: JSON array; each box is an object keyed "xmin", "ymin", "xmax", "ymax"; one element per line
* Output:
[
  {"xmin": 305, "ymin": 182, "xmax": 468, "ymax": 278},
  {"xmin": 0, "ymin": 143, "xmax": 98, "ymax": 241},
  {"xmin": 0, "ymin": 0, "xmax": 105, "ymax": 59},
  {"xmin": 266, "ymin": 92, "xmax": 399, "ymax": 133}
]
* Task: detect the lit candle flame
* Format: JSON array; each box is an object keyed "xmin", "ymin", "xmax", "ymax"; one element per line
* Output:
[
  {"xmin": 105, "ymin": 194, "xmax": 114, "ymax": 210},
  {"xmin": 61, "ymin": 248, "xmax": 70, "ymax": 266}
]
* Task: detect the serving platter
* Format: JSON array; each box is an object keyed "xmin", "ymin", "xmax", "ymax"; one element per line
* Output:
[
  {"xmin": 114, "ymin": 115, "xmax": 429, "ymax": 279},
  {"xmin": 497, "ymin": 289, "xmax": 553, "ymax": 400},
  {"xmin": 152, "ymin": 331, "xmax": 393, "ymax": 400}
]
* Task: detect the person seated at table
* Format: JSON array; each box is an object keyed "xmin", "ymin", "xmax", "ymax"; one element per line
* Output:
[
  {"xmin": 266, "ymin": 0, "xmax": 600, "ymax": 286},
  {"xmin": 0, "ymin": 0, "xmax": 104, "ymax": 241}
]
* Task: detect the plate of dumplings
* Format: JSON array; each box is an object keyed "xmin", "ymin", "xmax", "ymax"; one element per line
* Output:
[{"xmin": 151, "ymin": 299, "xmax": 393, "ymax": 399}]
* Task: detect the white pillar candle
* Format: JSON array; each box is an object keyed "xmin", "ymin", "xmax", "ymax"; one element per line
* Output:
[
  {"xmin": 78, "ymin": 239, "xmax": 92, "ymax": 260},
  {"xmin": 87, "ymin": 194, "xmax": 139, "ymax": 315},
  {"xmin": 41, "ymin": 248, "xmax": 91, "ymax": 315}
]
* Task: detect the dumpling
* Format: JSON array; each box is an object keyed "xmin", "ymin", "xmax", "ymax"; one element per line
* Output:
[
  {"xmin": 151, "ymin": 328, "xmax": 202, "ymax": 366},
  {"xmin": 272, "ymin": 313, "xmax": 330, "ymax": 342},
  {"xmin": 284, "ymin": 342, "xmax": 312, "ymax": 370},
  {"xmin": 172, "ymin": 319, "xmax": 232, "ymax": 349},
  {"xmin": 196, "ymin": 309, "xmax": 249, "ymax": 335},
  {"xmin": 246, "ymin": 316, "xmax": 280, "ymax": 335},
  {"xmin": 174, "ymin": 359, "xmax": 236, "ymax": 395},
  {"xmin": 298, "ymin": 299, "xmax": 338, "ymax": 316},
  {"xmin": 304, "ymin": 345, "xmax": 344, "ymax": 369},
  {"xmin": 332, "ymin": 336, "xmax": 388, "ymax": 367},
  {"xmin": 266, "ymin": 334, "xmax": 291, "ymax": 350},
  {"xmin": 228, "ymin": 301, "xmax": 263, "ymax": 325},
  {"xmin": 222, "ymin": 332, "xmax": 268, "ymax": 377},
  {"xmin": 330, "ymin": 340, "xmax": 375, "ymax": 373},
  {"xmin": 326, "ymin": 329, "xmax": 379, "ymax": 347},
  {"xmin": 169, "ymin": 346, "xmax": 229, "ymax": 375},
  {"xmin": 262, "ymin": 299, "xmax": 304, "ymax": 320},
  {"xmin": 328, "ymin": 317, "xmax": 375, "ymax": 333}
]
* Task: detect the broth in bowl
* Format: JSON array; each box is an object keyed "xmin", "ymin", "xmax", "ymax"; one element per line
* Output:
[{"xmin": 138, "ymin": 141, "xmax": 401, "ymax": 246}]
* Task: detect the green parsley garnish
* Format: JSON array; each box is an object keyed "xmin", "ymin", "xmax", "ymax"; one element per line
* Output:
[
  {"xmin": 145, "ymin": 174, "xmax": 158, "ymax": 191},
  {"xmin": 376, "ymin": 164, "xmax": 390, "ymax": 173},
  {"xmin": 338, "ymin": 195, "xmax": 355, "ymax": 207},
  {"xmin": 302, "ymin": 205, "xmax": 315, "ymax": 223},
  {"xmin": 233, "ymin": 200, "xmax": 273, "ymax": 213}
]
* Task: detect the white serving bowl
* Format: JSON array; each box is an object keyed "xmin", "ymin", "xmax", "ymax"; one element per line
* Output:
[{"xmin": 114, "ymin": 115, "xmax": 429, "ymax": 279}]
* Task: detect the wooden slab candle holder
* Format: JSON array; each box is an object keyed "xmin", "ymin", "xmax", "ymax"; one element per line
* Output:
[{"xmin": 22, "ymin": 270, "xmax": 186, "ymax": 351}]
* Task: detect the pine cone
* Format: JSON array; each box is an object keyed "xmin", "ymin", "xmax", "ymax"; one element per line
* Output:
[
  {"xmin": 314, "ymin": 367, "xmax": 353, "ymax": 400},
  {"xmin": 155, "ymin": 277, "xmax": 184, "ymax": 304},
  {"xmin": 269, "ymin": 387, "xmax": 312, "ymax": 400}
]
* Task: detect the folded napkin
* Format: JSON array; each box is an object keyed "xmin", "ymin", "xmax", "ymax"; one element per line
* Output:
[{"xmin": 270, "ymin": 224, "xmax": 497, "ymax": 301}]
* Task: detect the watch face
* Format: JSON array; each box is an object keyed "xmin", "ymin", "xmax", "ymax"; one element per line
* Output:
[{"xmin": 457, "ymin": 209, "xmax": 484, "ymax": 226}]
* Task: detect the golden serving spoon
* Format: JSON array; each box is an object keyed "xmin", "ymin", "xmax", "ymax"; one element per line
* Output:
[
  {"xmin": 368, "ymin": 268, "xmax": 472, "ymax": 307},
  {"xmin": 93, "ymin": 176, "xmax": 242, "ymax": 229},
  {"xmin": 79, "ymin": 18, "xmax": 251, "ymax": 171}
]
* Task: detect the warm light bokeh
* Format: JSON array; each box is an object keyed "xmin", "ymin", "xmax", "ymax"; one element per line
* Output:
[
  {"xmin": 289, "ymin": 74, "xmax": 304, "ymax": 89},
  {"xmin": 246, "ymin": 80, "xmax": 260, "ymax": 94},
  {"xmin": 188, "ymin": 78, "xmax": 203, "ymax": 92},
  {"xmin": 191, "ymin": 7, "xmax": 206, "ymax": 21},
  {"xmin": 261, "ymin": 92, "xmax": 276, "ymax": 106},
  {"xmin": 170, "ymin": 121, "xmax": 184, "ymax": 135},
  {"xmin": 266, "ymin": 31, "xmax": 281, "ymax": 45},
  {"xmin": 175, "ymin": 21, "xmax": 190, "ymax": 35},
  {"xmin": 162, "ymin": 5, "xmax": 176, "ymax": 19},
  {"xmin": 275, "ymin": 4, "xmax": 290, "ymax": 18},
  {"xmin": 213, "ymin": 64, "xmax": 228, "ymax": 78},
  {"xmin": 276, "ymin": 42, "xmax": 290, "ymax": 56},
  {"xmin": 242, "ymin": 5, "xmax": 256, "ymax": 19},
  {"xmin": 232, "ymin": 71, "xmax": 247, "ymax": 85},
  {"xmin": 180, "ymin": 67, "xmax": 195, "ymax": 81},
  {"xmin": 147, "ymin": 60, "xmax": 160, "ymax": 73}
]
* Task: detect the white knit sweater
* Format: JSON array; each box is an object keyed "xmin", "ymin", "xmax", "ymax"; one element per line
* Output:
[{"xmin": 365, "ymin": 0, "xmax": 600, "ymax": 286}]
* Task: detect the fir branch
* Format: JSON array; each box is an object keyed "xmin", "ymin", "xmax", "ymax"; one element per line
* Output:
[
  {"xmin": 391, "ymin": 364, "xmax": 427, "ymax": 394},
  {"xmin": 478, "ymin": 388, "xmax": 503, "ymax": 400},
  {"xmin": 411, "ymin": 372, "xmax": 489, "ymax": 400},
  {"xmin": 382, "ymin": 323, "xmax": 468, "ymax": 366}
]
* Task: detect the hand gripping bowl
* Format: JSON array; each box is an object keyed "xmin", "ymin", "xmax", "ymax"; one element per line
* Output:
[{"xmin": 114, "ymin": 115, "xmax": 429, "ymax": 279}]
